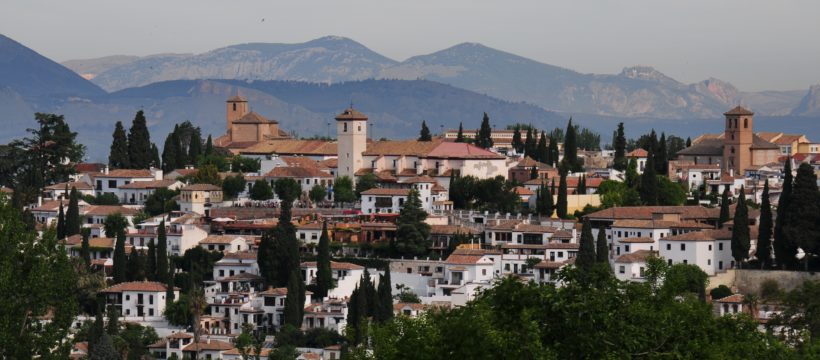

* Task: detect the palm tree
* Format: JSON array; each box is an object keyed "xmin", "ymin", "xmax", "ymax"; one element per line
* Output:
[{"xmin": 189, "ymin": 287, "xmax": 207, "ymax": 342}]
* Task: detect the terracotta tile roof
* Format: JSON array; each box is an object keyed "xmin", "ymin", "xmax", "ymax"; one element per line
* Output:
[
  {"xmin": 221, "ymin": 251, "xmax": 258, "ymax": 260},
  {"xmin": 534, "ymin": 260, "xmax": 569, "ymax": 269},
  {"xmin": 318, "ymin": 158, "xmax": 337, "ymax": 168},
  {"xmin": 426, "ymin": 142, "xmax": 506, "ymax": 159},
  {"xmin": 200, "ymin": 235, "xmax": 244, "ymax": 244},
  {"xmin": 168, "ymin": 168, "xmax": 198, "ymax": 177},
  {"xmin": 266, "ymin": 166, "xmax": 332, "ymax": 178},
  {"xmin": 715, "ymin": 294, "xmax": 744, "ymax": 303},
  {"xmin": 445, "ymin": 248, "xmax": 499, "ymax": 265},
  {"xmin": 240, "ymin": 139, "xmax": 337, "ymax": 156},
  {"xmin": 281, "ymin": 156, "xmax": 327, "ymax": 169},
  {"xmin": 92, "ymin": 169, "xmax": 154, "ymax": 179},
  {"xmin": 118, "ymin": 179, "xmax": 178, "ymax": 189},
  {"xmin": 234, "ymin": 111, "xmax": 277, "ymax": 124},
  {"xmin": 102, "ymin": 281, "xmax": 172, "ymax": 293},
  {"xmin": 394, "ymin": 302, "xmax": 428, "ymax": 311},
  {"xmin": 259, "ymin": 287, "xmax": 288, "ymax": 296},
  {"xmin": 181, "ymin": 184, "xmax": 221, "ymax": 191},
  {"xmin": 430, "ymin": 225, "xmax": 481, "ymax": 235},
  {"xmin": 75, "ymin": 163, "xmax": 106, "ymax": 173},
  {"xmin": 61, "ymin": 235, "xmax": 116, "ymax": 248},
  {"xmin": 627, "ymin": 148, "xmax": 648, "ymax": 158},
  {"xmin": 167, "ymin": 332, "xmax": 193, "ymax": 339},
  {"xmin": 544, "ymin": 243, "xmax": 580, "ymax": 249},
  {"xmin": 335, "ymin": 108, "xmax": 368, "ymax": 121},
  {"xmin": 363, "ymin": 139, "xmax": 443, "ymax": 157},
  {"xmin": 617, "ymin": 237, "xmax": 655, "ymax": 243},
  {"xmin": 29, "ymin": 200, "xmax": 64, "ymax": 212},
  {"xmin": 615, "ymin": 250, "xmax": 658, "ymax": 263},
  {"xmin": 586, "ymin": 206, "xmax": 715, "ymax": 221},
  {"xmin": 487, "ymin": 220, "xmax": 557, "ymax": 233},
  {"xmin": 514, "ymin": 186, "xmax": 534, "ymax": 196},
  {"xmin": 227, "ymin": 95, "xmax": 247, "ymax": 102},
  {"xmin": 299, "ymin": 352, "xmax": 322, "ymax": 360},
  {"xmin": 360, "ymin": 188, "xmax": 410, "ymax": 196},
  {"xmin": 300, "ymin": 261, "xmax": 364, "ymax": 270},
  {"xmin": 524, "ymin": 177, "xmax": 603, "ymax": 188},
  {"xmin": 147, "ymin": 339, "xmax": 167, "ymax": 349},
  {"xmin": 750, "ymin": 135, "xmax": 780, "ymax": 150},
  {"xmin": 771, "ymin": 134, "xmax": 804, "ymax": 145},
  {"xmin": 222, "ymin": 348, "xmax": 272, "ymax": 356},
  {"xmin": 514, "ymin": 156, "xmax": 553, "ymax": 170},
  {"xmin": 662, "ymin": 228, "xmax": 740, "ymax": 242},
  {"xmin": 85, "ymin": 205, "xmax": 140, "ymax": 216},
  {"xmin": 399, "ymin": 176, "xmax": 437, "ymax": 184},
  {"xmin": 724, "ymin": 106, "xmax": 754, "ymax": 116},
  {"xmin": 676, "ymin": 138, "xmax": 724, "ymax": 156},
  {"xmin": 45, "ymin": 181, "xmax": 93, "ymax": 191},
  {"xmin": 0, "ymin": 187, "xmax": 12, "ymax": 194},
  {"xmin": 182, "ymin": 339, "xmax": 234, "ymax": 352}
]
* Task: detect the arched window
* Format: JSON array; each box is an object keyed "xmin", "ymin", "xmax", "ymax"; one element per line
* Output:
[
  {"xmin": 343, "ymin": 123, "xmax": 348, "ymax": 132},
  {"xmin": 233, "ymin": 103, "xmax": 237, "ymax": 111},
  {"xmin": 734, "ymin": 119, "xmax": 738, "ymax": 128},
  {"xmin": 744, "ymin": 118, "xmax": 748, "ymax": 128},
  {"xmin": 730, "ymin": 147, "xmax": 735, "ymax": 154}
]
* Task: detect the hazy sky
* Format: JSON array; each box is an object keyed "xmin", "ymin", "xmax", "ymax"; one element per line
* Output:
[{"xmin": 2, "ymin": 0, "xmax": 819, "ymax": 91}]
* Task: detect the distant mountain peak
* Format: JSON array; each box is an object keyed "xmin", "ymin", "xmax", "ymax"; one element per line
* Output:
[{"xmin": 619, "ymin": 66, "xmax": 672, "ymax": 81}]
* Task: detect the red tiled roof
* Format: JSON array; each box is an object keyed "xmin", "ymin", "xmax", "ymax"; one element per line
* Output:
[
  {"xmin": 102, "ymin": 281, "xmax": 172, "ymax": 293},
  {"xmin": 45, "ymin": 181, "xmax": 94, "ymax": 191},
  {"xmin": 92, "ymin": 169, "xmax": 154, "ymax": 179},
  {"xmin": 85, "ymin": 205, "xmax": 140, "ymax": 217},
  {"xmin": 234, "ymin": 111, "xmax": 277, "ymax": 124},
  {"xmin": 266, "ymin": 166, "xmax": 332, "ymax": 179},
  {"xmin": 300, "ymin": 261, "xmax": 364, "ymax": 270},
  {"xmin": 335, "ymin": 108, "xmax": 368, "ymax": 121},
  {"xmin": 240, "ymin": 140, "xmax": 337, "ymax": 156},
  {"xmin": 426, "ymin": 142, "xmax": 505, "ymax": 160},
  {"xmin": 615, "ymin": 250, "xmax": 658, "ymax": 263},
  {"xmin": 617, "ymin": 237, "xmax": 655, "ymax": 243},
  {"xmin": 118, "ymin": 179, "xmax": 178, "ymax": 189},
  {"xmin": 182, "ymin": 339, "xmax": 233, "ymax": 352},
  {"xmin": 724, "ymin": 106, "xmax": 754, "ymax": 116},
  {"xmin": 360, "ymin": 188, "xmax": 410, "ymax": 196},
  {"xmin": 181, "ymin": 184, "xmax": 221, "ymax": 191},
  {"xmin": 514, "ymin": 186, "xmax": 534, "ymax": 196},
  {"xmin": 627, "ymin": 148, "xmax": 648, "ymax": 158},
  {"xmin": 200, "ymin": 235, "xmax": 244, "ymax": 244},
  {"xmin": 715, "ymin": 294, "xmax": 744, "ymax": 303}
]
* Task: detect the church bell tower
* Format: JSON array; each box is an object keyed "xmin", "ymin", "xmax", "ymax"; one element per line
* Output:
[
  {"xmin": 722, "ymin": 106, "xmax": 754, "ymax": 176},
  {"xmin": 336, "ymin": 107, "xmax": 368, "ymax": 179}
]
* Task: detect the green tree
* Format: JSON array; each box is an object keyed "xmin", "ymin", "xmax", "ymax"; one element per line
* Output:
[
  {"xmin": 625, "ymin": 158, "xmax": 639, "ymax": 188},
  {"xmin": 315, "ymin": 221, "xmax": 333, "ymax": 299},
  {"xmin": 249, "ymin": 179, "xmax": 273, "ymax": 201},
  {"xmin": 376, "ymin": 269, "xmax": 393, "ymax": 323},
  {"xmin": 106, "ymin": 303, "xmax": 119, "ymax": 335},
  {"xmin": 686, "ymin": 137, "xmax": 692, "ymax": 147},
  {"xmin": 108, "ymin": 121, "xmax": 130, "ymax": 169},
  {"xmin": 188, "ymin": 129, "xmax": 203, "ymax": 164},
  {"xmin": 418, "ymin": 120, "xmax": 432, "ymax": 141},
  {"xmin": 0, "ymin": 196, "xmax": 78, "ymax": 359},
  {"xmin": 204, "ymin": 134, "xmax": 214, "ymax": 156},
  {"xmin": 783, "ymin": 163, "xmax": 820, "ymax": 266},
  {"xmin": 657, "ymin": 176, "xmax": 686, "ymax": 205},
  {"xmin": 536, "ymin": 131, "xmax": 549, "ymax": 164},
  {"xmin": 524, "ymin": 127, "xmax": 536, "ymax": 157},
  {"xmin": 193, "ymin": 164, "xmax": 222, "ymax": 186},
  {"xmin": 171, "ymin": 124, "xmax": 186, "ymax": 169},
  {"xmin": 333, "ymin": 176, "xmax": 356, "ymax": 203},
  {"xmin": 718, "ymin": 187, "xmax": 731, "ymax": 229},
  {"xmin": 774, "ymin": 157, "xmax": 795, "ymax": 269},
  {"xmin": 258, "ymin": 179, "xmax": 301, "ymax": 288},
  {"xmin": 757, "ymin": 181, "xmax": 773, "ymax": 268},
  {"xmin": 511, "ymin": 126, "xmax": 524, "ymax": 153},
  {"xmin": 66, "ymin": 187, "xmax": 81, "ymax": 236},
  {"xmin": 394, "ymin": 189, "xmax": 432, "ymax": 257},
  {"xmin": 577, "ymin": 174, "xmax": 586, "ymax": 194},
  {"xmin": 563, "ymin": 118, "xmax": 580, "ymax": 172},
  {"xmin": 309, "ymin": 184, "xmax": 327, "ymax": 204},
  {"xmin": 596, "ymin": 226, "xmax": 608, "ymax": 264},
  {"xmin": 89, "ymin": 333, "xmax": 119, "ymax": 360},
  {"xmin": 222, "ymin": 174, "xmax": 247, "ymax": 200},
  {"xmin": 475, "ymin": 112, "xmax": 493, "ymax": 149},
  {"xmin": 127, "ymin": 110, "xmax": 153, "ymax": 169},
  {"xmin": 710, "ymin": 285, "xmax": 733, "ymax": 300},
  {"xmin": 146, "ymin": 240, "xmax": 157, "ymax": 281},
  {"xmin": 126, "ymin": 249, "xmax": 146, "ymax": 281},
  {"xmin": 731, "ymin": 186, "xmax": 750, "ymax": 268},
  {"xmin": 284, "ymin": 269, "xmax": 306, "ymax": 327},
  {"xmin": 57, "ymin": 202, "xmax": 66, "ymax": 240},
  {"xmin": 161, "ymin": 131, "xmax": 179, "ymax": 172},
  {"xmin": 576, "ymin": 218, "xmax": 596, "ymax": 269},
  {"xmin": 613, "ymin": 123, "xmax": 627, "ymax": 171},
  {"xmin": 556, "ymin": 171, "xmax": 568, "ymax": 219},
  {"xmin": 455, "ymin": 122, "xmax": 465, "ymax": 143},
  {"xmin": 156, "ymin": 220, "xmax": 169, "ymax": 283},
  {"xmin": 548, "ymin": 134, "xmax": 560, "ymax": 167},
  {"xmin": 144, "ymin": 188, "xmax": 178, "ymax": 216},
  {"xmin": 112, "ymin": 230, "xmax": 127, "ymax": 284},
  {"xmin": 639, "ymin": 148, "xmax": 659, "ymax": 205},
  {"xmin": 656, "ymin": 132, "xmax": 668, "ymax": 175},
  {"xmin": 355, "ymin": 173, "xmax": 378, "ymax": 197},
  {"xmin": 81, "ymin": 228, "xmax": 92, "ymax": 265},
  {"xmin": 151, "ymin": 143, "xmax": 161, "ymax": 169}
]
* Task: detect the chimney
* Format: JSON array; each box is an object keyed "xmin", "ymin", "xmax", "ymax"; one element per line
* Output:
[
  {"xmin": 104, "ymin": 165, "xmax": 109, "ymax": 175},
  {"xmin": 37, "ymin": 196, "xmax": 42, "ymax": 207},
  {"xmin": 152, "ymin": 168, "xmax": 164, "ymax": 181},
  {"xmin": 730, "ymin": 168, "xmax": 734, "ymax": 177}
]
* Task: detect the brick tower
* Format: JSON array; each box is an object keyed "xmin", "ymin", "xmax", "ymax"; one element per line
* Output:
[{"xmin": 722, "ymin": 106, "xmax": 754, "ymax": 176}]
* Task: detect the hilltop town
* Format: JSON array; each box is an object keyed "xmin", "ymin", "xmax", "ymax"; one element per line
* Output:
[{"xmin": 2, "ymin": 95, "xmax": 819, "ymax": 359}]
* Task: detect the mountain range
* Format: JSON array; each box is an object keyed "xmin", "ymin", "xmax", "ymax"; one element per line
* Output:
[{"xmin": 63, "ymin": 36, "xmax": 820, "ymax": 119}]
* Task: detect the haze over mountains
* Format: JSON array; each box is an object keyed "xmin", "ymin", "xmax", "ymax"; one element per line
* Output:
[
  {"xmin": 63, "ymin": 36, "xmax": 819, "ymax": 119},
  {"xmin": 2, "ymin": 33, "xmax": 820, "ymax": 160}
]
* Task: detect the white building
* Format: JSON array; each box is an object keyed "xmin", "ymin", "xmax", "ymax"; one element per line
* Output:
[
  {"xmin": 199, "ymin": 235, "xmax": 250, "ymax": 253},
  {"xmin": 128, "ymin": 213, "xmax": 208, "ymax": 256},
  {"xmin": 213, "ymin": 251, "xmax": 260, "ymax": 281},
  {"xmin": 301, "ymin": 261, "xmax": 365, "ymax": 300},
  {"xmin": 626, "ymin": 149, "xmax": 648, "ymax": 174},
  {"xmin": 178, "ymin": 184, "xmax": 224, "ymax": 216},
  {"xmin": 43, "ymin": 181, "xmax": 95, "ymax": 200},
  {"xmin": 613, "ymin": 250, "xmax": 657, "ymax": 282},
  {"xmin": 84, "ymin": 167, "xmax": 164, "ymax": 199},
  {"xmin": 360, "ymin": 188, "xmax": 410, "ymax": 214},
  {"xmin": 118, "ymin": 179, "xmax": 183, "ymax": 206},
  {"xmin": 659, "ymin": 228, "xmax": 740, "ymax": 276},
  {"xmin": 101, "ymin": 281, "xmax": 178, "ymax": 322}
]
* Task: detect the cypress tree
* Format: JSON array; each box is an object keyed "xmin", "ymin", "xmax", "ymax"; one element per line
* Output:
[
  {"xmin": 204, "ymin": 134, "xmax": 214, "ymax": 156},
  {"xmin": 475, "ymin": 113, "xmax": 493, "ymax": 149},
  {"xmin": 188, "ymin": 130, "xmax": 203, "ymax": 164},
  {"xmin": 577, "ymin": 175, "xmax": 586, "ymax": 194},
  {"xmin": 146, "ymin": 240, "xmax": 157, "ymax": 281},
  {"xmin": 550, "ymin": 177, "xmax": 556, "ymax": 196},
  {"xmin": 106, "ymin": 304, "xmax": 119, "ymax": 335},
  {"xmin": 657, "ymin": 132, "xmax": 668, "ymax": 175},
  {"xmin": 315, "ymin": 221, "xmax": 333, "ymax": 299},
  {"xmin": 757, "ymin": 181, "xmax": 773, "ymax": 268},
  {"xmin": 283, "ymin": 269, "xmax": 305, "ymax": 327},
  {"xmin": 524, "ymin": 127, "xmax": 536, "ymax": 156},
  {"xmin": 557, "ymin": 171, "xmax": 568, "ymax": 219},
  {"xmin": 113, "ymin": 229, "xmax": 127, "ymax": 284},
  {"xmin": 613, "ymin": 122, "xmax": 627, "ymax": 171},
  {"xmin": 418, "ymin": 120, "xmax": 432, "ymax": 141},
  {"xmin": 512, "ymin": 126, "xmax": 523, "ymax": 153},
  {"xmin": 127, "ymin": 110, "xmax": 153, "ymax": 169},
  {"xmin": 172, "ymin": 126, "xmax": 186, "ymax": 168},
  {"xmin": 89, "ymin": 333, "xmax": 118, "ymax": 360},
  {"xmin": 81, "ymin": 228, "xmax": 91, "ymax": 266},
  {"xmin": 548, "ymin": 134, "xmax": 560, "ymax": 167},
  {"xmin": 686, "ymin": 137, "xmax": 692, "ymax": 147},
  {"xmin": 626, "ymin": 158, "xmax": 639, "ymax": 188},
  {"xmin": 166, "ymin": 265, "xmax": 176, "ymax": 302},
  {"xmin": 108, "ymin": 121, "xmax": 130, "ymax": 169},
  {"xmin": 156, "ymin": 220, "xmax": 169, "ymax": 283},
  {"xmin": 536, "ymin": 131, "xmax": 549, "ymax": 164},
  {"xmin": 639, "ymin": 148, "xmax": 658, "ymax": 205},
  {"xmin": 718, "ymin": 187, "xmax": 731, "ymax": 228},
  {"xmin": 126, "ymin": 249, "xmax": 146, "ymax": 281},
  {"xmin": 596, "ymin": 226, "xmax": 609, "ymax": 264},
  {"xmin": 576, "ymin": 218, "xmax": 596, "ymax": 269},
  {"xmin": 455, "ymin": 123, "xmax": 465, "ymax": 143},
  {"xmin": 376, "ymin": 270, "xmax": 393, "ymax": 323},
  {"xmin": 395, "ymin": 189, "xmax": 432, "ymax": 257},
  {"xmin": 774, "ymin": 157, "xmax": 794, "ymax": 269},
  {"xmin": 543, "ymin": 181, "xmax": 554, "ymax": 218},
  {"xmin": 161, "ymin": 132, "xmax": 178, "ymax": 172},
  {"xmin": 150, "ymin": 143, "xmax": 161, "ymax": 169},
  {"xmin": 89, "ymin": 306, "xmax": 104, "ymax": 354},
  {"xmin": 57, "ymin": 202, "xmax": 66, "ymax": 240},
  {"xmin": 731, "ymin": 186, "xmax": 750, "ymax": 268},
  {"xmin": 563, "ymin": 118, "xmax": 579, "ymax": 172},
  {"xmin": 783, "ymin": 163, "xmax": 820, "ymax": 267},
  {"xmin": 66, "ymin": 187, "xmax": 80, "ymax": 236}
]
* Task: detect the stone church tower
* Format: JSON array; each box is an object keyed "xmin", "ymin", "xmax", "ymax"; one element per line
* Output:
[
  {"xmin": 722, "ymin": 106, "xmax": 754, "ymax": 176},
  {"xmin": 226, "ymin": 95, "xmax": 249, "ymax": 132},
  {"xmin": 336, "ymin": 107, "xmax": 368, "ymax": 179}
]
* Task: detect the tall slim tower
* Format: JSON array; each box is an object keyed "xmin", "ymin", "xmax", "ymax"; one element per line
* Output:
[
  {"xmin": 336, "ymin": 107, "xmax": 368, "ymax": 179},
  {"xmin": 722, "ymin": 106, "xmax": 754, "ymax": 176},
  {"xmin": 226, "ymin": 95, "xmax": 249, "ymax": 133}
]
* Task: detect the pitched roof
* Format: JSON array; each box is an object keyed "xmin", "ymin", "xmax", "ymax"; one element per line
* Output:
[
  {"xmin": 102, "ymin": 281, "xmax": 172, "ymax": 293},
  {"xmin": 514, "ymin": 156, "xmax": 553, "ymax": 170},
  {"xmin": 617, "ymin": 237, "xmax": 655, "ymax": 243},
  {"xmin": 360, "ymin": 188, "xmax": 410, "ymax": 196},
  {"xmin": 200, "ymin": 235, "xmax": 244, "ymax": 244},
  {"xmin": 426, "ymin": 141, "xmax": 506, "ymax": 159},
  {"xmin": 45, "ymin": 181, "xmax": 94, "ymax": 191},
  {"xmin": 259, "ymin": 287, "xmax": 288, "ymax": 296},
  {"xmin": 676, "ymin": 138, "xmax": 724, "ymax": 156},
  {"xmin": 240, "ymin": 139, "xmax": 337, "ymax": 156},
  {"xmin": 612, "ymin": 219, "xmax": 713, "ymax": 229},
  {"xmin": 234, "ymin": 111, "xmax": 277, "ymax": 124},
  {"xmin": 92, "ymin": 169, "xmax": 154, "ymax": 178},
  {"xmin": 335, "ymin": 108, "xmax": 368, "ymax": 121},
  {"xmin": 585, "ymin": 206, "xmax": 717, "ymax": 221},
  {"xmin": 399, "ymin": 176, "xmax": 437, "ymax": 184},
  {"xmin": 84, "ymin": 205, "xmax": 140, "ymax": 217},
  {"xmin": 118, "ymin": 179, "xmax": 178, "ymax": 189},
  {"xmin": 724, "ymin": 106, "xmax": 754, "ymax": 116},
  {"xmin": 445, "ymin": 248, "xmax": 499, "ymax": 265},
  {"xmin": 227, "ymin": 95, "xmax": 247, "ymax": 102},
  {"xmin": 626, "ymin": 148, "xmax": 649, "ymax": 158},
  {"xmin": 615, "ymin": 250, "xmax": 658, "ymax": 263},
  {"xmin": 363, "ymin": 139, "xmax": 443, "ymax": 157},
  {"xmin": 181, "ymin": 184, "xmax": 221, "ymax": 191},
  {"xmin": 715, "ymin": 294, "xmax": 745, "ymax": 303},
  {"xmin": 182, "ymin": 339, "xmax": 234, "ymax": 352},
  {"xmin": 534, "ymin": 260, "xmax": 569, "ymax": 269},
  {"xmin": 300, "ymin": 261, "xmax": 364, "ymax": 270},
  {"xmin": 430, "ymin": 225, "xmax": 481, "ymax": 235},
  {"xmin": 750, "ymin": 134, "xmax": 780, "ymax": 150},
  {"xmin": 487, "ymin": 220, "xmax": 557, "ymax": 233},
  {"xmin": 266, "ymin": 166, "xmax": 332, "ymax": 179}
]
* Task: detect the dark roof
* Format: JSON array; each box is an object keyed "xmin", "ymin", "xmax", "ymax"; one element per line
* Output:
[
  {"xmin": 676, "ymin": 138, "xmax": 724, "ymax": 156},
  {"xmin": 227, "ymin": 95, "xmax": 247, "ymax": 102},
  {"xmin": 750, "ymin": 134, "xmax": 780, "ymax": 150},
  {"xmin": 234, "ymin": 111, "xmax": 277, "ymax": 124},
  {"xmin": 724, "ymin": 106, "xmax": 754, "ymax": 116},
  {"xmin": 335, "ymin": 108, "xmax": 368, "ymax": 121}
]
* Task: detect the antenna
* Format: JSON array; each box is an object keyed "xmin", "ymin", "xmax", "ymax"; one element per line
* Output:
[{"xmin": 350, "ymin": 100, "xmax": 354, "ymax": 109}]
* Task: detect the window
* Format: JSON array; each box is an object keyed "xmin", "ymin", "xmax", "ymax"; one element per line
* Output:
[
  {"xmin": 708, "ymin": 259, "xmax": 711, "ymax": 265},
  {"xmin": 619, "ymin": 266, "xmax": 625, "ymax": 274},
  {"xmin": 482, "ymin": 269, "xmax": 487, "ymax": 276},
  {"xmin": 624, "ymin": 245, "xmax": 630, "ymax": 252},
  {"xmin": 126, "ymin": 295, "xmax": 130, "ymax": 301},
  {"xmin": 744, "ymin": 118, "xmax": 748, "ymax": 128},
  {"xmin": 666, "ymin": 244, "xmax": 671, "ymax": 251},
  {"xmin": 667, "ymin": 259, "xmax": 673, "ymax": 265},
  {"xmin": 343, "ymin": 123, "xmax": 348, "ymax": 132},
  {"xmin": 708, "ymin": 245, "xmax": 712, "ymax": 251},
  {"xmin": 108, "ymin": 180, "xmax": 117, "ymax": 188},
  {"xmin": 719, "ymin": 242, "xmax": 724, "ymax": 251},
  {"xmin": 683, "ymin": 260, "xmax": 688, "ymax": 264},
  {"xmin": 680, "ymin": 244, "xmax": 686, "ymax": 251}
]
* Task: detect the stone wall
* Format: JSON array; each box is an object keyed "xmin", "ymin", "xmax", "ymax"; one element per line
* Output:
[{"xmin": 731, "ymin": 269, "xmax": 818, "ymax": 294}]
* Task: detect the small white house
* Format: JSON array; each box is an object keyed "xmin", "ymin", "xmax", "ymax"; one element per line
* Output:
[
  {"xmin": 118, "ymin": 179, "xmax": 183, "ymax": 206},
  {"xmin": 659, "ymin": 228, "xmax": 739, "ymax": 276},
  {"xmin": 360, "ymin": 188, "xmax": 410, "ymax": 214},
  {"xmin": 199, "ymin": 235, "xmax": 250, "ymax": 253},
  {"xmin": 613, "ymin": 250, "xmax": 657, "ymax": 282},
  {"xmin": 101, "ymin": 281, "xmax": 178, "ymax": 322}
]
